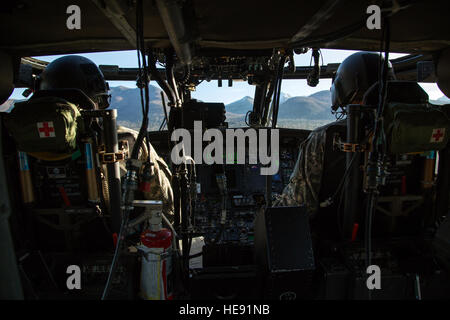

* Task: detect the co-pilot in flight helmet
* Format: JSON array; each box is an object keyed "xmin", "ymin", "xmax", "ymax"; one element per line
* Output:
[
  {"xmin": 330, "ymin": 51, "xmax": 396, "ymax": 111},
  {"xmin": 39, "ymin": 55, "xmax": 111, "ymax": 109}
]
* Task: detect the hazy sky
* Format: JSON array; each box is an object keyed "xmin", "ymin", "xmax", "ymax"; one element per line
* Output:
[{"xmin": 9, "ymin": 49, "xmax": 446, "ymax": 103}]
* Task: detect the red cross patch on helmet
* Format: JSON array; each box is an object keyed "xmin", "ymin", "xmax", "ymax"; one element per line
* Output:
[
  {"xmin": 430, "ymin": 128, "xmax": 445, "ymax": 143},
  {"xmin": 37, "ymin": 121, "xmax": 55, "ymax": 138}
]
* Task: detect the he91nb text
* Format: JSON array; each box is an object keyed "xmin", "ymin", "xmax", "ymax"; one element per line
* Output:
[
  {"xmin": 223, "ymin": 305, "xmax": 270, "ymax": 315},
  {"xmin": 178, "ymin": 304, "xmax": 270, "ymax": 317}
]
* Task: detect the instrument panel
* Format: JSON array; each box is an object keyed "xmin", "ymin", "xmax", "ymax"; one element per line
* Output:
[{"xmin": 147, "ymin": 127, "xmax": 309, "ymax": 245}]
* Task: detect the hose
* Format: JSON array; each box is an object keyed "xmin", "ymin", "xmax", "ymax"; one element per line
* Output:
[
  {"xmin": 364, "ymin": 17, "xmax": 391, "ymax": 301},
  {"xmin": 101, "ymin": 0, "xmax": 152, "ymax": 299},
  {"xmin": 165, "ymin": 51, "xmax": 181, "ymax": 106},
  {"xmin": 148, "ymin": 52, "xmax": 177, "ymax": 107}
]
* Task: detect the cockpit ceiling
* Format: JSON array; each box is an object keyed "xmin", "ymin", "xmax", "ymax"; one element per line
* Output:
[{"xmin": 1, "ymin": 0, "xmax": 449, "ymax": 57}]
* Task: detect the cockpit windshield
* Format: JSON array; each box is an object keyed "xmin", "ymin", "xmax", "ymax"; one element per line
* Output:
[{"xmin": 2, "ymin": 49, "xmax": 446, "ymax": 132}]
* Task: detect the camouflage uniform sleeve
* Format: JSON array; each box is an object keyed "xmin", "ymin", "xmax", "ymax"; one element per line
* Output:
[
  {"xmin": 142, "ymin": 143, "xmax": 174, "ymax": 216},
  {"xmin": 117, "ymin": 126, "xmax": 174, "ymax": 216},
  {"xmin": 272, "ymin": 127, "xmax": 326, "ymax": 217}
]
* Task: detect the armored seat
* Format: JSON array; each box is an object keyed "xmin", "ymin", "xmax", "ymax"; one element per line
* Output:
[
  {"xmin": 3, "ymin": 90, "xmax": 113, "ymax": 252},
  {"xmin": 360, "ymin": 81, "xmax": 449, "ymax": 236}
]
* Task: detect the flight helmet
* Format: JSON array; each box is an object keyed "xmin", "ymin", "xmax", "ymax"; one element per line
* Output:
[
  {"xmin": 331, "ymin": 51, "xmax": 395, "ymax": 111},
  {"xmin": 39, "ymin": 55, "xmax": 111, "ymax": 109}
]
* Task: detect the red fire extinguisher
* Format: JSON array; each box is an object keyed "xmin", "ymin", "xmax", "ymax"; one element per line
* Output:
[{"xmin": 138, "ymin": 211, "xmax": 173, "ymax": 300}]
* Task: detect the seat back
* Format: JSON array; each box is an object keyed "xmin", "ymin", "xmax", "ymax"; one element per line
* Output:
[
  {"xmin": 362, "ymin": 81, "xmax": 449, "ymax": 236},
  {"xmin": 4, "ymin": 94, "xmax": 105, "ymax": 251}
]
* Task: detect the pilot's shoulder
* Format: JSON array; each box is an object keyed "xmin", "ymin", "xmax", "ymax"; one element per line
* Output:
[
  {"xmin": 312, "ymin": 119, "xmax": 346, "ymax": 134},
  {"xmin": 117, "ymin": 125, "xmax": 139, "ymax": 138}
]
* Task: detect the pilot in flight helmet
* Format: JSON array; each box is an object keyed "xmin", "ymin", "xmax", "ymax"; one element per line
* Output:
[
  {"xmin": 330, "ymin": 51, "xmax": 395, "ymax": 111},
  {"xmin": 39, "ymin": 55, "xmax": 111, "ymax": 109}
]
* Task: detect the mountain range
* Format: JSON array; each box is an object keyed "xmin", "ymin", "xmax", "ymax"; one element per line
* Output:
[{"xmin": 2, "ymin": 86, "xmax": 450, "ymax": 130}]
